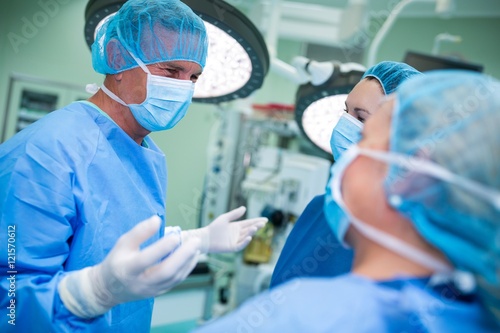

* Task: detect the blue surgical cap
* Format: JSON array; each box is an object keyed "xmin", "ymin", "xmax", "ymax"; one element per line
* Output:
[
  {"xmin": 384, "ymin": 70, "xmax": 500, "ymax": 322},
  {"xmin": 362, "ymin": 61, "xmax": 421, "ymax": 95},
  {"xmin": 92, "ymin": 0, "xmax": 208, "ymax": 74}
]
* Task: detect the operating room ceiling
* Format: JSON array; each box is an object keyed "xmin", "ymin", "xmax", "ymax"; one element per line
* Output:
[
  {"xmin": 231, "ymin": 0, "xmax": 500, "ymax": 18},
  {"xmin": 226, "ymin": 0, "xmax": 500, "ymax": 61}
]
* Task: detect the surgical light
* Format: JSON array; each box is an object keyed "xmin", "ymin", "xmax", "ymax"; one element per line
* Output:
[
  {"xmin": 295, "ymin": 62, "xmax": 364, "ymax": 156},
  {"xmin": 300, "ymin": 94, "xmax": 349, "ymax": 154},
  {"xmin": 192, "ymin": 21, "xmax": 252, "ymax": 100},
  {"xmin": 84, "ymin": 0, "xmax": 123, "ymax": 49},
  {"xmin": 182, "ymin": 0, "xmax": 269, "ymax": 103},
  {"xmin": 84, "ymin": 0, "xmax": 269, "ymax": 104},
  {"xmin": 93, "ymin": 13, "xmax": 115, "ymax": 41}
]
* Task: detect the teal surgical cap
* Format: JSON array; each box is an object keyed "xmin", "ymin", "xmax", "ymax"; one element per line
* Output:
[
  {"xmin": 362, "ymin": 61, "xmax": 422, "ymax": 95},
  {"xmin": 92, "ymin": 0, "xmax": 208, "ymax": 74},
  {"xmin": 385, "ymin": 70, "xmax": 500, "ymax": 323}
]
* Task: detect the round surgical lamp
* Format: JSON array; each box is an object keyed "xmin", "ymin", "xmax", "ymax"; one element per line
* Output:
[
  {"xmin": 295, "ymin": 64, "xmax": 364, "ymax": 157},
  {"xmin": 182, "ymin": 0, "xmax": 269, "ymax": 103},
  {"xmin": 84, "ymin": 0, "xmax": 124, "ymax": 49},
  {"xmin": 84, "ymin": 0, "xmax": 269, "ymax": 104}
]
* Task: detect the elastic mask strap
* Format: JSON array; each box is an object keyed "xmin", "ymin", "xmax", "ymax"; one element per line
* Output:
[
  {"xmin": 100, "ymin": 84, "xmax": 128, "ymax": 107},
  {"xmin": 349, "ymin": 216, "xmax": 453, "ymax": 273},
  {"xmin": 128, "ymin": 52, "xmax": 151, "ymax": 75},
  {"xmin": 358, "ymin": 148, "xmax": 500, "ymax": 210}
]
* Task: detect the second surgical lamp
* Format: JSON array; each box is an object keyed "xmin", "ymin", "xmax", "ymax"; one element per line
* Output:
[{"xmin": 290, "ymin": 57, "xmax": 365, "ymax": 155}]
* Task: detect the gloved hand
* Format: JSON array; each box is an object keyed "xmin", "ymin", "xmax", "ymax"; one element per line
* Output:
[
  {"xmin": 58, "ymin": 216, "xmax": 200, "ymax": 319},
  {"xmin": 182, "ymin": 206, "xmax": 268, "ymax": 254}
]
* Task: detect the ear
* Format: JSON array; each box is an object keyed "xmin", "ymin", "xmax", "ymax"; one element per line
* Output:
[
  {"xmin": 112, "ymin": 72, "xmax": 123, "ymax": 82},
  {"xmin": 106, "ymin": 38, "xmax": 127, "ymax": 72}
]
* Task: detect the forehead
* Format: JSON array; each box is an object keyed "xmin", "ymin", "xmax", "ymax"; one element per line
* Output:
[{"xmin": 346, "ymin": 78, "xmax": 385, "ymax": 109}]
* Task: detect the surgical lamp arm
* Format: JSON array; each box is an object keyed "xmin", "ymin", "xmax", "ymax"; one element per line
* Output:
[
  {"xmin": 271, "ymin": 56, "xmax": 365, "ymax": 86},
  {"xmin": 367, "ymin": 0, "xmax": 455, "ymax": 67}
]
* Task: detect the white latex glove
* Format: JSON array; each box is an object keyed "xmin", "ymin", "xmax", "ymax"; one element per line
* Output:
[
  {"xmin": 182, "ymin": 206, "xmax": 268, "ymax": 254},
  {"xmin": 58, "ymin": 216, "xmax": 200, "ymax": 319}
]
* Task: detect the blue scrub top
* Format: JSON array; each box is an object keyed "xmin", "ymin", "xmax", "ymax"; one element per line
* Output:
[
  {"xmin": 0, "ymin": 102, "xmax": 167, "ymax": 332},
  {"xmin": 193, "ymin": 274, "xmax": 499, "ymax": 333},
  {"xmin": 270, "ymin": 194, "xmax": 353, "ymax": 288}
]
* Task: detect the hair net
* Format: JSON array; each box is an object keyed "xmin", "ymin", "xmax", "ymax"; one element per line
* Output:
[
  {"xmin": 362, "ymin": 61, "xmax": 421, "ymax": 95},
  {"xmin": 384, "ymin": 70, "xmax": 500, "ymax": 323},
  {"xmin": 92, "ymin": 0, "xmax": 208, "ymax": 74}
]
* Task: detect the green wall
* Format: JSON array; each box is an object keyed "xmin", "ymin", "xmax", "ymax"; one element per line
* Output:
[
  {"xmin": 253, "ymin": 39, "xmax": 304, "ymax": 105},
  {"xmin": 0, "ymin": 0, "xmax": 101, "ymax": 101},
  {"xmin": 368, "ymin": 16, "xmax": 500, "ymax": 79},
  {"xmin": 1, "ymin": 1, "xmax": 499, "ymax": 230}
]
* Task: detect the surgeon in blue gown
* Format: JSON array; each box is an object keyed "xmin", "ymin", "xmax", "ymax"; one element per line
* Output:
[
  {"xmin": 271, "ymin": 61, "xmax": 421, "ymax": 288},
  {"xmin": 0, "ymin": 1, "xmax": 267, "ymax": 332},
  {"xmin": 193, "ymin": 71, "xmax": 500, "ymax": 332}
]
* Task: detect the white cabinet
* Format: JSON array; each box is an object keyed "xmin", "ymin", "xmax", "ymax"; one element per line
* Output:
[{"xmin": 1, "ymin": 73, "xmax": 90, "ymax": 142}]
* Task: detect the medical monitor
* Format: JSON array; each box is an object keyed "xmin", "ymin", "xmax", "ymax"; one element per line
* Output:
[{"xmin": 404, "ymin": 51, "xmax": 483, "ymax": 73}]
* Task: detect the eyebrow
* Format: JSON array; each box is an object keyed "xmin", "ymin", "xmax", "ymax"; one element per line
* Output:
[
  {"xmin": 158, "ymin": 63, "xmax": 203, "ymax": 76},
  {"xmin": 355, "ymin": 108, "xmax": 371, "ymax": 115},
  {"xmin": 345, "ymin": 102, "xmax": 372, "ymax": 115}
]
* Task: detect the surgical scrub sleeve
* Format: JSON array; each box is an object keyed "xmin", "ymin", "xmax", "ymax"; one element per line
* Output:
[{"xmin": 0, "ymin": 102, "xmax": 167, "ymax": 332}]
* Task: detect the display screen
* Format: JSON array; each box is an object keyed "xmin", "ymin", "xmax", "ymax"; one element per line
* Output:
[{"xmin": 404, "ymin": 51, "xmax": 483, "ymax": 73}]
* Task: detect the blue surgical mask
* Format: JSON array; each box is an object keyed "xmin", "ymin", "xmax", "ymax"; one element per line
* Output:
[
  {"xmin": 330, "ymin": 113, "xmax": 363, "ymax": 161},
  {"xmin": 101, "ymin": 55, "xmax": 194, "ymax": 132},
  {"xmin": 324, "ymin": 185, "xmax": 350, "ymax": 248},
  {"xmin": 324, "ymin": 144, "xmax": 359, "ymax": 247},
  {"xmin": 324, "ymin": 112, "xmax": 363, "ymax": 245}
]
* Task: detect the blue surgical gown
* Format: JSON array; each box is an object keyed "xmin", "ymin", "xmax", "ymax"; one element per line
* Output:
[
  {"xmin": 0, "ymin": 102, "xmax": 167, "ymax": 332},
  {"xmin": 193, "ymin": 274, "xmax": 499, "ymax": 333},
  {"xmin": 270, "ymin": 194, "xmax": 353, "ymax": 288}
]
